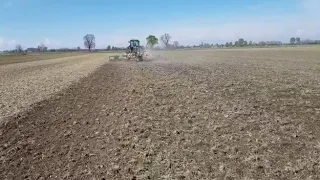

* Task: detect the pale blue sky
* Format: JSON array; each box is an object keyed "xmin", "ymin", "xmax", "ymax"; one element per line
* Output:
[{"xmin": 0, "ymin": 0, "xmax": 319, "ymax": 50}]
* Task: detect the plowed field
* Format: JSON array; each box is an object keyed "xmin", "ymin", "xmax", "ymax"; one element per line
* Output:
[{"xmin": 1, "ymin": 47, "xmax": 320, "ymax": 179}]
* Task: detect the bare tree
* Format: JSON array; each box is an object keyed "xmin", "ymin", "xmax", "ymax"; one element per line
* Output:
[
  {"xmin": 16, "ymin": 44, "xmax": 23, "ymax": 53},
  {"xmin": 38, "ymin": 43, "xmax": 46, "ymax": 52},
  {"xmin": 173, "ymin": 41, "xmax": 179, "ymax": 48},
  {"xmin": 296, "ymin": 37, "xmax": 301, "ymax": 44},
  {"xmin": 160, "ymin": 33, "xmax": 171, "ymax": 48},
  {"xmin": 83, "ymin": 34, "xmax": 96, "ymax": 51},
  {"xmin": 290, "ymin": 37, "xmax": 296, "ymax": 45}
]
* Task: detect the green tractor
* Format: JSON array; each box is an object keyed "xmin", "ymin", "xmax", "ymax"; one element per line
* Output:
[
  {"xmin": 126, "ymin": 39, "xmax": 144, "ymax": 61},
  {"xmin": 109, "ymin": 39, "xmax": 145, "ymax": 62}
]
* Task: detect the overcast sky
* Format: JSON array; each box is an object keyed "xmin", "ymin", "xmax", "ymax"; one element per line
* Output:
[{"xmin": 0, "ymin": 0, "xmax": 319, "ymax": 50}]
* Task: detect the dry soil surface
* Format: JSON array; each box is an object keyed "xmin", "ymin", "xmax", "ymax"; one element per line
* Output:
[
  {"xmin": 0, "ymin": 54, "xmax": 106, "ymax": 122},
  {"xmin": 1, "ymin": 48, "xmax": 320, "ymax": 179},
  {"xmin": 0, "ymin": 53, "xmax": 89, "ymax": 65}
]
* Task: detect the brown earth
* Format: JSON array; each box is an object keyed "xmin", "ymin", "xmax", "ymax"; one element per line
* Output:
[
  {"xmin": 0, "ymin": 53, "xmax": 89, "ymax": 66},
  {"xmin": 0, "ymin": 54, "xmax": 106, "ymax": 121},
  {"xmin": 1, "ymin": 48, "xmax": 320, "ymax": 179}
]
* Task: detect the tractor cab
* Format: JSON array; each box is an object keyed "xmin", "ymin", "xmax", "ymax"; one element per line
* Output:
[
  {"xmin": 128, "ymin": 39, "xmax": 141, "ymax": 54},
  {"xmin": 129, "ymin": 39, "xmax": 140, "ymax": 48}
]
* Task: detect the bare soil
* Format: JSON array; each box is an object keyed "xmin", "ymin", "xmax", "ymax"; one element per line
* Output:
[
  {"xmin": 0, "ymin": 52, "xmax": 89, "ymax": 66},
  {"xmin": 1, "ymin": 48, "xmax": 320, "ymax": 179},
  {"xmin": 0, "ymin": 54, "xmax": 106, "ymax": 121}
]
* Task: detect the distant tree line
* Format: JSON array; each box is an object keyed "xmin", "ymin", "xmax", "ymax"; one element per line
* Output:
[
  {"xmin": 224, "ymin": 38, "xmax": 283, "ymax": 47},
  {"xmin": 1, "ymin": 43, "xmax": 50, "ymax": 54},
  {"xmin": 2, "ymin": 34, "xmax": 320, "ymax": 54},
  {"xmin": 195, "ymin": 37, "xmax": 320, "ymax": 49},
  {"xmin": 289, "ymin": 37, "xmax": 320, "ymax": 45}
]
